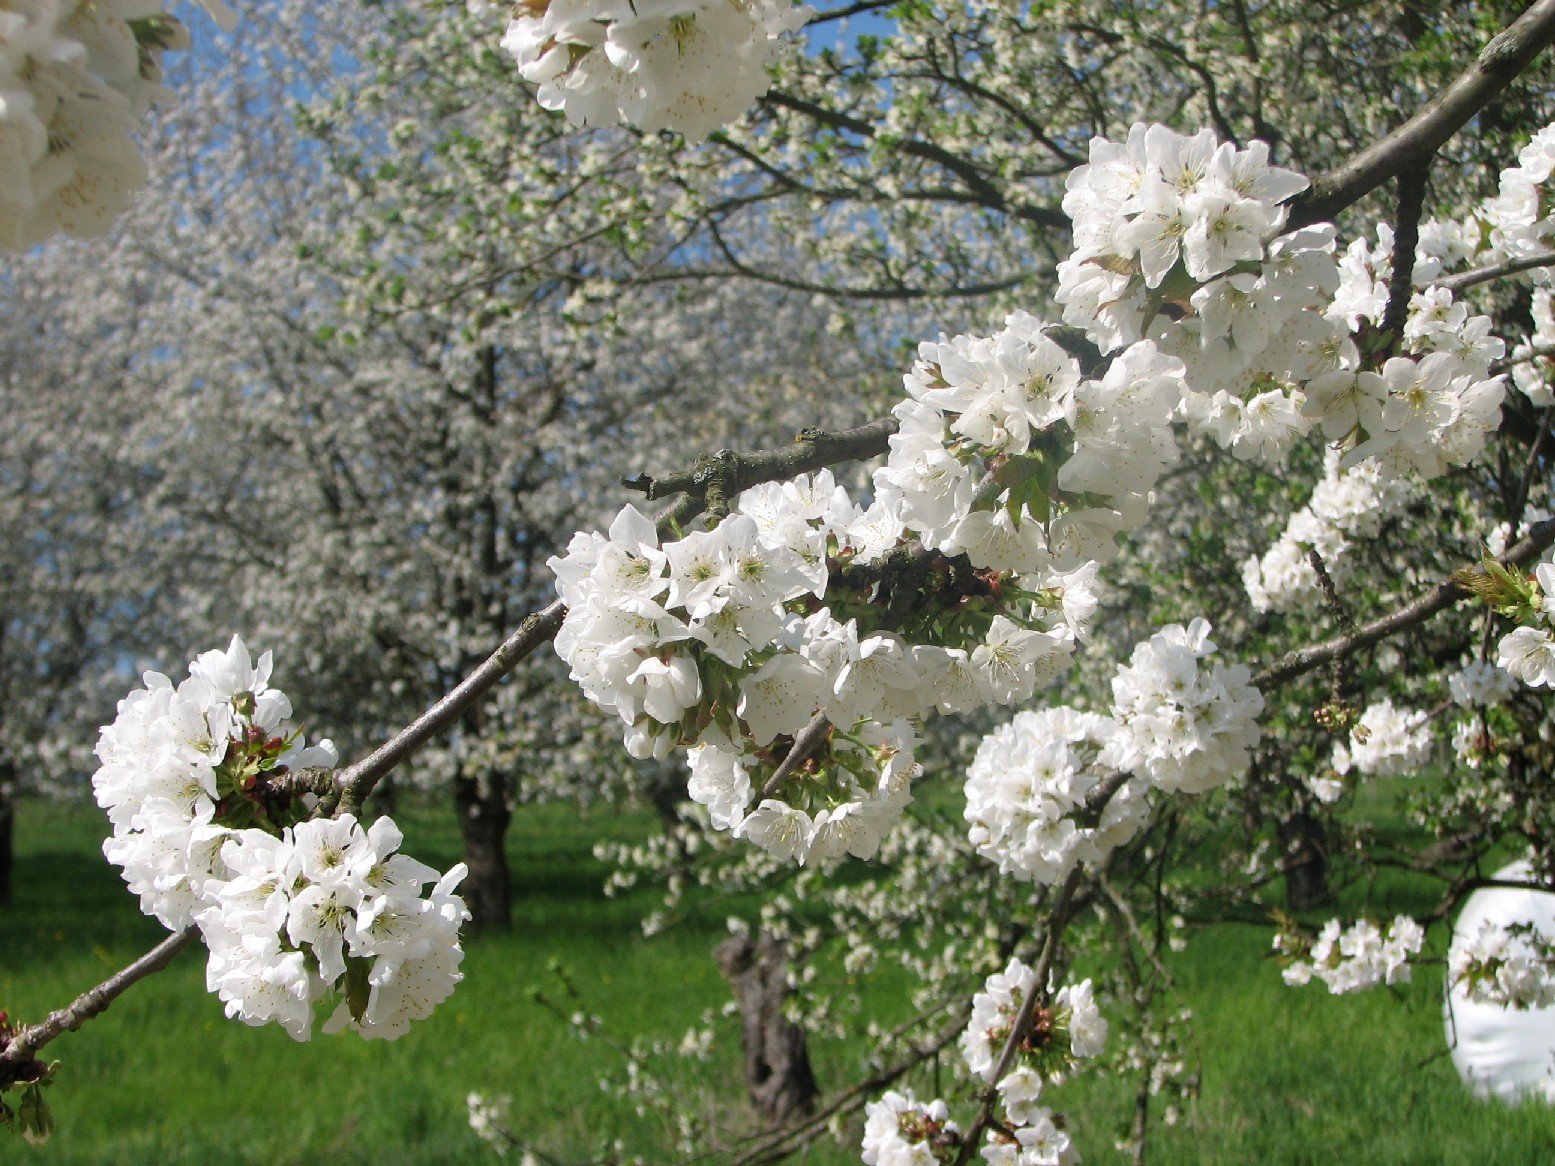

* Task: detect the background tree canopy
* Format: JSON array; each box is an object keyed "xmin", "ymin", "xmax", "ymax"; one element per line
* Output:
[{"xmin": 5, "ymin": 0, "xmax": 1555, "ymax": 1161}]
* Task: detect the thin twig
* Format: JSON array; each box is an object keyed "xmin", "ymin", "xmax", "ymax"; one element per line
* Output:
[
  {"xmin": 760, "ymin": 91, "xmax": 1070, "ymax": 231},
  {"xmin": 1438, "ymin": 249, "xmax": 1555, "ymax": 292},
  {"xmin": 1253, "ymin": 517, "xmax": 1555, "ymax": 690}
]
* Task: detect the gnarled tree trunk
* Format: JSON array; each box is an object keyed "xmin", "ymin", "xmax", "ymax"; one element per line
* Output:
[{"xmin": 714, "ymin": 933, "xmax": 818, "ymax": 1125}]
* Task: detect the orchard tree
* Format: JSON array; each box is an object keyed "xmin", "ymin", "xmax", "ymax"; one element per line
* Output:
[
  {"xmin": 0, "ymin": 0, "xmax": 918, "ymax": 932},
  {"xmin": 10, "ymin": 0, "xmax": 1555, "ymax": 1162}
]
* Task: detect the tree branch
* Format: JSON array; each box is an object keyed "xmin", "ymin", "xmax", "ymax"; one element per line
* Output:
[
  {"xmin": 1252, "ymin": 516, "xmax": 1555, "ymax": 690},
  {"xmin": 1379, "ymin": 164, "xmax": 1430, "ymax": 348},
  {"xmin": 701, "ymin": 215, "xmax": 1034, "ymax": 301},
  {"xmin": 334, "ymin": 601, "xmax": 568, "ymax": 813},
  {"xmin": 1290, "ymin": 0, "xmax": 1555, "ymax": 228},
  {"xmin": 1438, "ymin": 249, "xmax": 1555, "ymax": 293},
  {"xmin": 623, "ymin": 416, "xmax": 900, "ymax": 530},
  {"xmin": 761, "ymin": 91, "xmax": 1070, "ymax": 231},
  {"xmin": 757, "ymin": 713, "xmax": 834, "ymax": 801},
  {"xmin": 0, "ymin": 926, "xmax": 197, "ymax": 1079}
]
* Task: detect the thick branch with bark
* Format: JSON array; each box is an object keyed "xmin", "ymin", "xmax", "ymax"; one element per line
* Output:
[
  {"xmin": 622, "ymin": 417, "xmax": 900, "ymax": 528},
  {"xmin": 1290, "ymin": 0, "xmax": 1555, "ymax": 228}
]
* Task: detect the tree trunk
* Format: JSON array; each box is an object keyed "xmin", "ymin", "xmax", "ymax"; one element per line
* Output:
[
  {"xmin": 453, "ymin": 770, "xmax": 513, "ymax": 932},
  {"xmin": 714, "ymin": 933, "xmax": 818, "ymax": 1125},
  {"xmin": 1279, "ymin": 808, "xmax": 1330, "ymax": 911}
]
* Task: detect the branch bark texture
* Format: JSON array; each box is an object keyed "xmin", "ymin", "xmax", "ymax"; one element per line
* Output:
[{"xmin": 1290, "ymin": 0, "xmax": 1555, "ymax": 228}]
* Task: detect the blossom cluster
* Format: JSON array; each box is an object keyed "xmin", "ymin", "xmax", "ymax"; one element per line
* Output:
[
  {"xmin": 93, "ymin": 636, "xmax": 337, "ymax": 929},
  {"xmin": 960, "ymin": 958, "xmax": 1107, "ymax": 1082},
  {"xmin": 0, "ymin": 0, "xmax": 235, "ymax": 250},
  {"xmin": 1480, "ymin": 124, "xmax": 1555, "ymax": 283},
  {"xmin": 197, "ymin": 814, "xmax": 469, "ymax": 1041},
  {"xmin": 861, "ymin": 1090, "xmax": 960, "ymax": 1166},
  {"xmin": 93, "ymin": 637, "xmax": 467, "ymax": 1041},
  {"xmin": 1056, "ymin": 124, "xmax": 1506, "ymax": 483},
  {"xmin": 1276, "ymin": 915, "xmax": 1424, "ymax": 994},
  {"xmin": 1101, "ymin": 619, "xmax": 1264, "ymax": 795},
  {"xmin": 1324, "ymin": 232, "xmax": 1505, "ymax": 478},
  {"xmin": 1058, "ymin": 125, "xmax": 1309, "ymax": 348},
  {"xmin": 467, "ymin": 1092, "xmax": 513, "ymax": 1152},
  {"xmin": 500, "ymin": 0, "xmax": 811, "ymax": 141},
  {"xmin": 550, "ymin": 466, "xmax": 1082, "ymax": 866},
  {"xmin": 1450, "ymin": 919, "xmax": 1555, "ymax": 1010},
  {"xmin": 1495, "ymin": 563, "xmax": 1555, "ymax": 688},
  {"xmin": 1330, "ymin": 698, "xmax": 1433, "ymax": 781},
  {"xmin": 1511, "ymin": 289, "xmax": 1555, "ymax": 407},
  {"xmin": 1448, "ymin": 660, "xmax": 1518, "ymax": 709},
  {"xmin": 1443, "ymin": 660, "xmax": 1517, "ymax": 771},
  {"xmin": 956, "ymin": 958, "xmax": 1096, "ymax": 1166},
  {"xmin": 962, "ymin": 620, "xmax": 1260, "ymax": 884},
  {"xmin": 980, "ymin": 1113, "xmax": 1081, "ymax": 1166},
  {"xmin": 963, "ymin": 707, "xmax": 1149, "ymax": 886},
  {"xmin": 864, "ymin": 957, "xmax": 1094, "ymax": 1166},
  {"xmin": 1448, "ymin": 861, "xmax": 1555, "ymax": 1012},
  {"xmin": 886, "ymin": 310, "xmax": 1183, "ymax": 573},
  {"xmin": 1057, "ymin": 127, "xmax": 1347, "ymax": 469},
  {"xmin": 1242, "ymin": 449, "xmax": 1414, "ymax": 613}
]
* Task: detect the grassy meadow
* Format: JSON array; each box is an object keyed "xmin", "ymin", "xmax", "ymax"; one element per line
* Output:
[{"xmin": 4, "ymin": 794, "xmax": 1554, "ymax": 1165}]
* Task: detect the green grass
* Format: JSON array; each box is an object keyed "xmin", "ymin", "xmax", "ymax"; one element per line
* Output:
[
  {"xmin": 3, "ymin": 798, "xmax": 758, "ymax": 1165},
  {"xmin": 4, "ymin": 797, "xmax": 1555, "ymax": 1165}
]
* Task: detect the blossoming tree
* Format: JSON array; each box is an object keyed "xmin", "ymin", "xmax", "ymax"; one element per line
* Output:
[{"xmin": 8, "ymin": 0, "xmax": 1555, "ymax": 1159}]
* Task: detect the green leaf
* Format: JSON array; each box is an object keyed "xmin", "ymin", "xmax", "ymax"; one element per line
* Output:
[
  {"xmin": 18, "ymin": 1085, "xmax": 51, "ymax": 1146},
  {"xmin": 345, "ymin": 955, "xmax": 373, "ymax": 1025}
]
